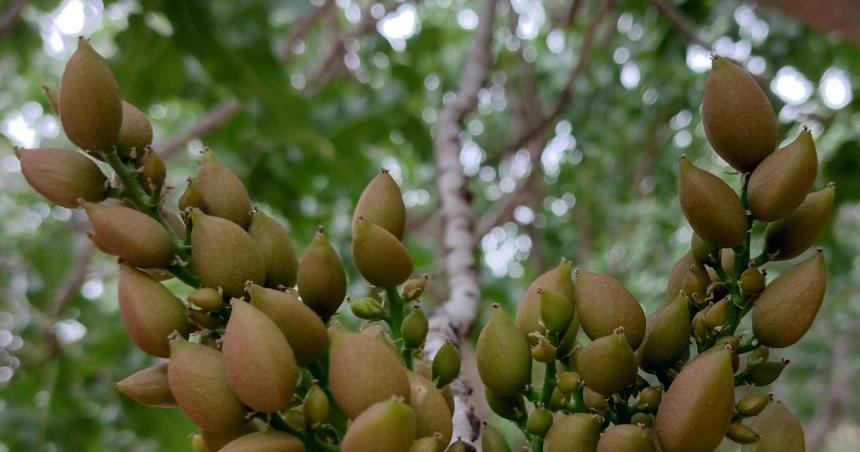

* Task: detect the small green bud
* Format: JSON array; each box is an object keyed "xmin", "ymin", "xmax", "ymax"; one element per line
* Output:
[
  {"xmin": 432, "ymin": 341, "xmax": 461, "ymax": 388},
  {"xmin": 187, "ymin": 287, "xmax": 224, "ymax": 312},
  {"xmin": 726, "ymin": 421, "xmax": 761, "ymax": 444},
  {"xmin": 304, "ymin": 384, "xmax": 330, "ymax": 426},
  {"xmin": 402, "ymin": 305, "xmax": 429, "ymax": 348},
  {"xmin": 402, "ymin": 274, "xmax": 429, "ymax": 301},
  {"xmin": 635, "ymin": 385, "xmax": 662, "ymax": 413},
  {"xmin": 557, "ymin": 371, "xmax": 582, "ymax": 394},
  {"xmin": 745, "ymin": 359, "xmax": 789, "ymax": 386},
  {"xmin": 531, "ymin": 337, "xmax": 557, "ymax": 363},
  {"xmin": 740, "ymin": 264, "xmax": 766, "ymax": 297},
  {"xmin": 736, "ymin": 393, "xmax": 772, "ymax": 417},
  {"xmin": 351, "ymin": 297, "xmax": 385, "ymax": 320},
  {"xmin": 526, "ymin": 407, "xmax": 554, "ymax": 437}
]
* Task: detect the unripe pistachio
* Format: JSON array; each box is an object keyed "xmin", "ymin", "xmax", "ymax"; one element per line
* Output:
[
  {"xmin": 402, "ymin": 306, "xmax": 429, "ymax": 348},
  {"xmin": 691, "ymin": 232, "xmax": 715, "ymax": 262},
  {"xmin": 187, "ymin": 287, "xmax": 224, "ymax": 312},
  {"xmin": 557, "ymin": 371, "xmax": 582, "ymax": 394},
  {"xmin": 85, "ymin": 202, "xmax": 174, "ymax": 268},
  {"xmin": 283, "ymin": 408, "xmax": 305, "ymax": 432},
  {"xmin": 408, "ymin": 372, "xmax": 454, "ymax": 444},
  {"xmin": 704, "ymin": 297, "xmax": 730, "ymax": 331},
  {"xmin": 167, "ymin": 335, "xmax": 246, "ymax": 431},
  {"xmin": 526, "ymin": 406, "xmax": 553, "ymax": 437},
  {"xmin": 531, "ymin": 337, "xmax": 557, "ymax": 363},
  {"xmin": 16, "ymin": 148, "xmax": 107, "ymax": 207},
  {"xmin": 597, "ymin": 424, "xmax": 656, "ymax": 452},
  {"xmin": 484, "ymin": 387, "xmax": 526, "ymax": 422},
  {"xmin": 746, "ymin": 401, "xmax": 805, "ymax": 452},
  {"xmin": 222, "ymin": 300, "xmax": 298, "ymax": 412},
  {"xmin": 190, "ymin": 209, "xmax": 265, "ymax": 297},
  {"xmin": 138, "ymin": 149, "xmax": 165, "ymax": 192},
  {"xmin": 727, "ymin": 422, "xmax": 761, "ymax": 444},
  {"xmin": 655, "ymin": 348, "xmax": 735, "ymax": 452},
  {"xmin": 297, "ymin": 227, "xmax": 347, "ymax": 318},
  {"xmin": 746, "ymin": 359, "xmax": 789, "ymax": 386},
  {"xmin": 740, "ymin": 264, "xmax": 766, "ymax": 297},
  {"xmin": 328, "ymin": 330, "xmax": 411, "ymax": 418},
  {"xmin": 477, "ymin": 305, "xmax": 532, "ymax": 396},
  {"xmin": 737, "ymin": 394, "xmax": 772, "ymax": 417},
  {"xmin": 516, "ymin": 259, "xmax": 577, "ymax": 340},
  {"xmin": 248, "ymin": 210, "xmax": 298, "ymax": 288},
  {"xmin": 59, "ymin": 37, "xmax": 122, "ymax": 151},
  {"xmin": 304, "ymin": 384, "xmax": 330, "ymax": 426},
  {"xmin": 117, "ymin": 264, "xmax": 190, "ymax": 357},
  {"xmin": 679, "ymin": 157, "xmax": 748, "ymax": 248},
  {"xmin": 351, "ymin": 297, "xmax": 385, "ymax": 320},
  {"xmin": 701, "ymin": 56, "xmax": 778, "ymax": 172},
  {"xmin": 720, "ymin": 248, "xmax": 737, "ymax": 277},
  {"xmin": 752, "ymin": 251, "xmax": 826, "ymax": 347},
  {"xmin": 574, "ymin": 270, "xmax": 646, "ymax": 349},
  {"xmin": 764, "ymin": 183, "xmax": 835, "ymax": 261},
  {"xmin": 162, "ymin": 208, "xmax": 187, "ymax": 240},
  {"xmin": 411, "ymin": 434, "xmax": 445, "ymax": 452},
  {"xmin": 115, "ymin": 362, "xmax": 175, "ymax": 407},
  {"xmin": 635, "ymin": 386, "xmax": 663, "ymax": 413},
  {"xmin": 540, "ymin": 287, "xmax": 574, "ymax": 333},
  {"xmin": 195, "ymin": 151, "xmax": 252, "ymax": 227},
  {"xmin": 116, "ymin": 101, "xmax": 152, "ymax": 159},
  {"xmin": 220, "ymin": 431, "xmax": 305, "ymax": 452},
  {"xmin": 543, "ymin": 413, "xmax": 602, "ymax": 452},
  {"xmin": 179, "ymin": 179, "xmax": 204, "ymax": 211},
  {"xmin": 246, "ymin": 285, "xmax": 327, "ymax": 366},
  {"xmin": 582, "ymin": 386, "xmax": 608, "ymax": 414},
  {"xmin": 352, "ymin": 217, "xmax": 413, "ymax": 288},
  {"xmin": 638, "ymin": 294, "xmax": 692, "ymax": 372},
  {"xmin": 432, "ymin": 341, "xmax": 461, "ymax": 388},
  {"xmin": 577, "ymin": 328, "xmax": 638, "ymax": 395},
  {"xmin": 481, "ymin": 423, "xmax": 512, "ymax": 452},
  {"xmin": 402, "ymin": 274, "xmax": 429, "ymax": 301},
  {"xmin": 187, "ymin": 308, "xmax": 221, "ymax": 330},
  {"xmin": 748, "ymin": 130, "xmax": 818, "ymax": 221},
  {"xmin": 341, "ymin": 398, "xmax": 416, "ymax": 452},
  {"xmin": 354, "ymin": 169, "xmax": 406, "ymax": 239}
]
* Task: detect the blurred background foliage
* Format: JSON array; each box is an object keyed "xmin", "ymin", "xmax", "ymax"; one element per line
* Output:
[{"xmin": 0, "ymin": 0, "xmax": 858, "ymax": 450}]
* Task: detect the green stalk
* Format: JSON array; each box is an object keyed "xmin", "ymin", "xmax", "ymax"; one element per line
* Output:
[
  {"xmin": 268, "ymin": 413, "xmax": 341, "ymax": 452},
  {"xmin": 103, "ymin": 147, "xmax": 199, "ymax": 287},
  {"xmin": 385, "ymin": 287, "xmax": 405, "ymax": 339}
]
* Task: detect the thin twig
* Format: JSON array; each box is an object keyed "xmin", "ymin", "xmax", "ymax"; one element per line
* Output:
[
  {"xmin": 157, "ymin": 98, "xmax": 242, "ymax": 159},
  {"xmin": 494, "ymin": 0, "xmax": 614, "ymax": 160},
  {"xmin": 278, "ymin": 0, "xmax": 336, "ymax": 63},
  {"xmin": 647, "ymin": 0, "xmax": 710, "ymax": 48},
  {"xmin": 427, "ymin": 0, "xmax": 499, "ymax": 445}
]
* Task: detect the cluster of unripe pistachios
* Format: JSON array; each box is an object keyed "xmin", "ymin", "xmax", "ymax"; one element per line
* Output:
[
  {"xmin": 476, "ymin": 55, "xmax": 831, "ymax": 452},
  {"xmin": 17, "ymin": 38, "xmax": 463, "ymax": 452}
]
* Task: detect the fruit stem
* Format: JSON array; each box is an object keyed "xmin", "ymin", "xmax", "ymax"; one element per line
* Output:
[
  {"xmin": 566, "ymin": 385, "xmax": 587, "ymax": 413},
  {"xmin": 103, "ymin": 146, "xmax": 199, "ymax": 288},
  {"xmin": 384, "ymin": 287, "xmax": 412, "ymax": 369},
  {"xmin": 267, "ymin": 412, "xmax": 341, "ymax": 452},
  {"xmin": 530, "ymin": 434, "xmax": 544, "ymax": 452}
]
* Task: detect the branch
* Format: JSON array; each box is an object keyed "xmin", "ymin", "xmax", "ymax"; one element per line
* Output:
[
  {"xmin": 427, "ymin": 0, "xmax": 498, "ymax": 445},
  {"xmin": 494, "ymin": 0, "xmax": 614, "ymax": 159},
  {"xmin": 277, "ymin": 0, "xmax": 336, "ymax": 63},
  {"xmin": 647, "ymin": 0, "xmax": 710, "ymax": 48},
  {"xmin": 0, "ymin": 0, "xmax": 27, "ymax": 40},
  {"xmin": 157, "ymin": 97, "xmax": 241, "ymax": 159}
]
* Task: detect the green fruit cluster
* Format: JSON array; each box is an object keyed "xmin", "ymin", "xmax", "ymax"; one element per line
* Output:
[
  {"xmin": 20, "ymin": 40, "xmax": 459, "ymax": 452},
  {"xmin": 475, "ymin": 56, "xmax": 828, "ymax": 452}
]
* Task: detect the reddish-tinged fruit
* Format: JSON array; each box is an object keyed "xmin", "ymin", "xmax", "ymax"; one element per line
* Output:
[
  {"xmin": 543, "ymin": 413, "xmax": 602, "ymax": 452},
  {"xmin": 655, "ymin": 348, "xmax": 735, "ymax": 452},
  {"xmin": 59, "ymin": 38, "xmax": 122, "ymax": 151},
  {"xmin": 340, "ymin": 398, "xmax": 416, "ymax": 452},
  {"xmin": 116, "ymin": 101, "xmax": 152, "ymax": 159},
  {"xmin": 85, "ymin": 202, "xmax": 174, "ymax": 268},
  {"xmin": 190, "ymin": 209, "xmax": 265, "ymax": 297},
  {"xmin": 220, "ymin": 431, "xmax": 305, "ymax": 452},
  {"xmin": 764, "ymin": 184, "xmax": 835, "ymax": 261},
  {"xmin": 748, "ymin": 130, "xmax": 818, "ymax": 221},
  {"xmin": 248, "ymin": 285, "xmax": 328, "ymax": 366},
  {"xmin": 297, "ymin": 228, "xmax": 347, "ymax": 318},
  {"xmin": 167, "ymin": 335, "xmax": 246, "ymax": 431},
  {"xmin": 115, "ymin": 362, "xmax": 175, "ymax": 407},
  {"xmin": 328, "ymin": 330, "xmax": 410, "ymax": 418},
  {"xmin": 477, "ymin": 305, "xmax": 532, "ymax": 396},
  {"xmin": 408, "ymin": 372, "xmax": 453, "ymax": 444},
  {"xmin": 248, "ymin": 210, "xmax": 299, "ymax": 288},
  {"xmin": 16, "ymin": 148, "xmax": 107, "ymax": 208},
  {"xmin": 118, "ymin": 264, "xmax": 190, "ymax": 357},
  {"xmin": 638, "ymin": 294, "xmax": 692, "ymax": 372},
  {"xmin": 701, "ymin": 56, "xmax": 778, "ymax": 171},
  {"xmin": 574, "ymin": 270, "xmax": 646, "ymax": 349},
  {"xmin": 679, "ymin": 157, "xmax": 747, "ymax": 248},
  {"xmin": 196, "ymin": 152, "xmax": 252, "ymax": 227},
  {"xmin": 746, "ymin": 401, "xmax": 805, "ymax": 452},
  {"xmin": 597, "ymin": 424, "xmax": 656, "ymax": 452},
  {"xmin": 576, "ymin": 329, "xmax": 638, "ymax": 395},
  {"xmin": 752, "ymin": 251, "xmax": 826, "ymax": 347},
  {"xmin": 352, "ymin": 217, "xmax": 413, "ymax": 288}
]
